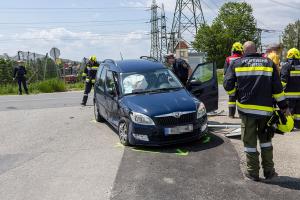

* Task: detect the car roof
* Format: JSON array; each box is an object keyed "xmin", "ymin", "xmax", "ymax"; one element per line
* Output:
[{"xmin": 106, "ymin": 59, "xmax": 166, "ymax": 73}]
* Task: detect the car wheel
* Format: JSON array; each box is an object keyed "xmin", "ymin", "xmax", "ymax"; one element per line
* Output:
[
  {"xmin": 118, "ymin": 121, "xmax": 130, "ymax": 146},
  {"xmin": 94, "ymin": 99, "xmax": 105, "ymax": 122}
]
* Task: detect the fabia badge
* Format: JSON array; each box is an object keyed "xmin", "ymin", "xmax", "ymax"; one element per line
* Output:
[{"xmin": 173, "ymin": 112, "xmax": 182, "ymax": 118}]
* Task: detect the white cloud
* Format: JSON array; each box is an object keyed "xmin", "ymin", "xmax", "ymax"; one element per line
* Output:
[
  {"xmin": 120, "ymin": 0, "xmax": 146, "ymax": 7},
  {"xmin": 2, "ymin": 28, "xmax": 150, "ymax": 61}
]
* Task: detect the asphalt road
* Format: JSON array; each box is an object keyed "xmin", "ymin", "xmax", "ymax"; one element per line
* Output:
[{"xmin": 0, "ymin": 88, "xmax": 299, "ymax": 200}]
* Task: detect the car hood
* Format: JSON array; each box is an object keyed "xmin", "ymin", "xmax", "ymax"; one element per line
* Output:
[{"xmin": 121, "ymin": 89, "xmax": 198, "ymax": 117}]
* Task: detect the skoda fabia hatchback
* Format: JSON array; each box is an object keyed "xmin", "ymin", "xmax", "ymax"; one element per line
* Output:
[{"xmin": 93, "ymin": 58, "xmax": 218, "ymax": 146}]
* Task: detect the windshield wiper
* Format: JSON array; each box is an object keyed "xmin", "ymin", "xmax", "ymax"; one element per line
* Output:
[
  {"xmin": 148, "ymin": 87, "xmax": 183, "ymax": 93},
  {"xmin": 124, "ymin": 87, "xmax": 183, "ymax": 96}
]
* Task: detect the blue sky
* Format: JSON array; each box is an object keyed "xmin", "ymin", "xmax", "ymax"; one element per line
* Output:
[{"xmin": 0, "ymin": 0, "xmax": 299, "ymax": 61}]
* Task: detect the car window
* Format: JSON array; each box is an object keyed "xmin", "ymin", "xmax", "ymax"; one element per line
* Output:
[
  {"xmin": 190, "ymin": 63, "xmax": 214, "ymax": 83},
  {"xmin": 96, "ymin": 65, "xmax": 103, "ymax": 81},
  {"xmin": 121, "ymin": 69, "xmax": 182, "ymax": 95},
  {"xmin": 99, "ymin": 67, "xmax": 107, "ymax": 91},
  {"xmin": 106, "ymin": 71, "xmax": 117, "ymax": 96}
]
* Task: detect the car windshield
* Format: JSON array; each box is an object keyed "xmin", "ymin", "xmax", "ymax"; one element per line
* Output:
[{"xmin": 121, "ymin": 68, "xmax": 183, "ymax": 95}]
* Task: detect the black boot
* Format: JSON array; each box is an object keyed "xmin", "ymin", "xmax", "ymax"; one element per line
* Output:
[
  {"xmin": 229, "ymin": 107, "xmax": 236, "ymax": 118},
  {"xmin": 264, "ymin": 169, "xmax": 278, "ymax": 180},
  {"xmin": 245, "ymin": 172, "xmax": 260, "ymax": 182},
  {"xmin": 81, "ymin": 95, "xmax": 88, "ymax": 106}
]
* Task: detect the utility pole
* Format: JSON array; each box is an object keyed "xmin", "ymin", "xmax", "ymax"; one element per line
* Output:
[
  {"xmin": 168, "ymin": 0, "xmax": 205, "ymax": 54},
  {"xmin": 150, "ymin": 0, "xmax": 160, "ymax": 60},
  {"xmin": 43, "ymin": 53, "xmax": 48, "ymax": 80},
  {"xmin": 160, "ymin": 3, "xmax": 168, "ymax": 61}
]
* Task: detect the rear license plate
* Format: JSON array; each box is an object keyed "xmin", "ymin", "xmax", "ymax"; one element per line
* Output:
[{"xmin": 165, "ymin": 124, "xmax": 193, "ymax": 135}]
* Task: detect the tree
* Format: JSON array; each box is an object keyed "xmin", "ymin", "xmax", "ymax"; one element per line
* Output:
[
  {"xmin": 0, "ymin": 59, "xmax": 14, "ymax": 85},
  {"xmin": 193, "ymin": 2, "xmax": 258, "ymax": 68},
  {"xmin": 282, "ymin": 20, "xmax": 300, "ymax": 50}
]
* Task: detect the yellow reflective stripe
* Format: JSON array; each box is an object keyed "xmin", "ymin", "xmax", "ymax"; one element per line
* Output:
[
  {"xmin": 294, "ymin": 114, "xmax": 300, "ymax": 120},
  {"xmin": 285, "ymin": 92, "xmax": 300, "ymax": 96},
  {"xmin": 281, "ymin": 81, "xmax": 287, "ymax": 87},
  {"xmin": 290, "ymin": 71, "xmax": 300, "ymax": 74},
  {"xmin": 91, "ymin": 79, "xmax": 96, "ymax": 83},
  {"xmin": 235, "ymin": 66, "xmax": 273, "ymax": 72},
  {"xmin": 228, "ymin": 102, "xmax": 236, "ymax": 105},
  {"xmin": 92, "ymin": 66, "xmax": 98, "ymax": 69},
  {"xmin": 82, "ymin": 73, "xmax": 87, "ymax": 76},
  {"xmin": 227, "ymin": 88, "xmax": 236, "ymax": 95},
  {"xmin": 273, "ymin": 92, "xmax": 285, "ymax": 101},
  {"xmin": 236, "ymin": 102, "xmax": 274, "ymax": 112}
]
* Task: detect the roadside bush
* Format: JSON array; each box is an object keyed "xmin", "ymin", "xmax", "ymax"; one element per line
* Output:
[
  {"xmin": 29, "ymin": 79, "xmax": 66, "ymax": 93},
  {"xmin": 0, "ymin": 78, "xmax": 67, "ymax": 95},
  {"xmin": 0, "ymin": 84, "xmax": 18, "ymax": 95}
]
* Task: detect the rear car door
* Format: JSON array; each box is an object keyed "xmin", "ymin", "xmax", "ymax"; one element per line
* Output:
[
  {"xmin": 104, "ymin": 70, "xmax": 120, "ymax": 127},
  {"xmin": 94, "ymin": 65, "xmax": 108, "ymax": 119},
  {"xmin": 186, "ymin": 62, "xmax": 218, "ymax": 112}
]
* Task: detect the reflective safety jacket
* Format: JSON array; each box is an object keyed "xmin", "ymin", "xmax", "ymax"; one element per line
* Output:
[
  {"xmin": 82, "ymin": 61, "xmax": 100, "ymax": 83},
  {"xmin": 280, "ymin": 59, "xmax": 300, "ymax": 100},
  {"xmin": 224, "ymin": 53, "xmax": 288, "ymax": 118},
  {"xmin": 224, "ymin": 53, "xmax": 242, "ymax": 75}
]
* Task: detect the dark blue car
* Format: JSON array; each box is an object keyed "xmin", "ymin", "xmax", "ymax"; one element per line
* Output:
[{"xmin": 93, "ymin": 58, "xmax": 218, "ymax": 146}]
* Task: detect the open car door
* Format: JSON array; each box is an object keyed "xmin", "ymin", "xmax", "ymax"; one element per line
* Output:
[{"xmin": 186, "ymin": 62, "xmax": 218, "ymax": 113}]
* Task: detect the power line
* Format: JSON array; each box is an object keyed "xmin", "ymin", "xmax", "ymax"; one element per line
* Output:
[
  {"xmin": 0, "ymin": 19, "xmax": 148, "ymax": 25},
  {"xmin": 202, "ymin": 0, "xmax": 218, "ymax": 16},
  {"xmin": 0, "ymin": 22, "xmax": 148, "ymax": 29},
  {"xmin": 0, "ymin": 7, "xmax": 149, "ymax": 10},
  {"xmin": 268, "ymin": 0, "xmax": 300, "ymax": 10}
]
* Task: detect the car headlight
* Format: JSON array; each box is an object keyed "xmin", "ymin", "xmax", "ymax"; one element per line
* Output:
[
  {"xmin": 130, "ymin": 112, "xmax": 155, "ymax": 125},
  {"xmin": 197, "ymin": 102, "xmax": 206, "ymax": 119}
]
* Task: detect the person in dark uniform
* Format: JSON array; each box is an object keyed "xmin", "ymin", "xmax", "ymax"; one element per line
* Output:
[
  {"xmin": 81, "ymin": 56, "xmax": 100, "ymax": 106},
  {"xmin": 165, "ymin": 54, "xmax": 192, "ymax": 85},
  {"xmin": 224, "ymin": 41, "xmax": 289, "ymax": 181},
  {"xmin": 281, "ymin": 48, "xmax": 300, "ymax": 129},
  {"xmin": 13, "ymin": 60, "xmax": 29, "ymax": 95}
]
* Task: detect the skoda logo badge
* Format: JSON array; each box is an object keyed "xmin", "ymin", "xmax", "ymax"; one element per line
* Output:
[{"xmin": 173, "ymin": 112, "xmax": 181, "ymax": 118}]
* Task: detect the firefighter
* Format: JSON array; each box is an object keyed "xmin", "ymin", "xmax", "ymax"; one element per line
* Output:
[
  {"xmin": 164, "ymin": 53, "xmax": 192, "ymax": 85},
  {"xmin": 13, "ymin": 60, "xmax": 29, "ymax": 95},
  {"xmin": 224, "ymin": 41, "xmax": 289, "ymax": 181},
  {"xmin": 224, "ymin": 42, "xmax": 243, "ymax": 118},
  {"xmin": 81, "ymin": 56, "xmax": 100, "ymax": 106},
  {"xmin": 281, "ymin": 48, "xmax": 300, "ymax": 129}
]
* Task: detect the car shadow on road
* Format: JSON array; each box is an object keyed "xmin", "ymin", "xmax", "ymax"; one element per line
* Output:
[
  {"xmin": 130, "ymin": 133, "xmax": 224, "ymax": 155},
  {"xmin": 102, "ymin": 120, "xmax": 225, "ymax": 154},
  {"xmin": 261, "ymin": 176, "xmax": 300, "ymax": 190}
]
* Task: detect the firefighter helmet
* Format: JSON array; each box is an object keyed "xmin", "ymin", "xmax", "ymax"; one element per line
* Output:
[
  {"xmin": 287, "ymin": 48, "xmax": 300, "ymax": 59},
  {"xmin": 274, "ymin": 110, "xmax": 294, "ymax": 133},
  {"xmin": 232, "ymin": 42, "xmax": 243, "ymax": 53},
  {"xmin": 90, "ymin": 55, "xmax": 97, "ymax": 62}
]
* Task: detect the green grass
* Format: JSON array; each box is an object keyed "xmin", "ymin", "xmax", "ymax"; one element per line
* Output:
[
  {"xmin": 0, "ymin": 84, "xmax": 19, "ymax": 95},
  {"xmin": 66, "ymin": 81, "xmax": 85, "ymax": 91},
  {"xmin": 29, "ymin": 79, "xmax": 66, "ymax": 93},
  {"xmin": 0, "ymin": 79, "xmax": 83, "ymax": 95}
]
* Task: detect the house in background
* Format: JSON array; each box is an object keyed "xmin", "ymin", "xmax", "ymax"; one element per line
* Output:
[{"xmin": 175, "ymin": 41, "xmax": 189, "ymax": 61}]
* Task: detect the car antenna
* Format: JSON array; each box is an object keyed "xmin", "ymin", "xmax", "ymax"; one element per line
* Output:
[{"xmin": 120, "ymin": 52, "xmax": 124, "ymax": 60}]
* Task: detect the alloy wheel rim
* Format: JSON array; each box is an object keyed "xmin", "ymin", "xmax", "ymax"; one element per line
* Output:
[{"xmin": 119, "ymin": 122, "xmax": 128, "ymax": 143}]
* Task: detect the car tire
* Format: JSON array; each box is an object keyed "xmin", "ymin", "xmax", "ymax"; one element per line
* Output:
[
  {"xmin": 118, "ymin": 120, "xmax": 130, "ymax": 146},
  {"xmin": 94, "ymin": 99, "xmax": 105, "ymax": 122}
]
